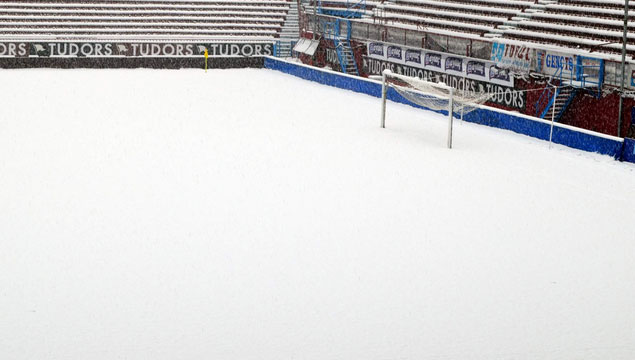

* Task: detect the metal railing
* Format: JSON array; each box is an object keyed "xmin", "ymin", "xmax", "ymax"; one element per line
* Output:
[{"xmin": 302, "ymin": 12, "xmax": 632, "ymax": 90}]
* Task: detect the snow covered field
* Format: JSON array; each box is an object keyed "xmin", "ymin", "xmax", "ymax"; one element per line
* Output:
[{"xmin": 1, "ymin": 68, "xmax": 634, "ymax": 360}]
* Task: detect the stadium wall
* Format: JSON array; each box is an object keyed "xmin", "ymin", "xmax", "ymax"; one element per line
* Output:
[
  {"xmin": 0, "ymin": 42, "xmax": 272, "ymax": 69},
  {"xmin": 301, "ymin": 38, "xmax": 634, "ymax": 138},
  {"xmin": 560, "ymin": 91, "xmax": 634, "ymax": 137},
  {"xmin": 0, "ymin": 57, "xmax": 263, "ymax": 69},
  {"xmin": 265, "ymin": 57, "xmax": 634, "ymax": 163}
]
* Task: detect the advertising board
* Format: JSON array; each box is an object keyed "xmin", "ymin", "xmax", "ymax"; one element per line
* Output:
[{"xmin": 367, "ymin": 42, "xmax": 514, "ymax": 87}]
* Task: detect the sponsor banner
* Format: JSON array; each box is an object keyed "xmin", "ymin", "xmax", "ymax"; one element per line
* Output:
[
  {"xmin": 368, "ymin": 42, "xmax": 384, "ymax": 57},
  {"xmin": 536, "ymin": 50, "xmax": 575, "ymax": 78},
  {"xmin": 631, "ymin": 69, "xmax": 635, "ymax": 87},
  {"xmin": 363, "ymin": 56, "xmax": 526, "ymax": 111},
  {"xmin": 490, "ymin": 42, "xmax": 532, "ymax": 73},
  {"xmin": 0, "ymin": 42, "xmax": 273, "ymax": 58},
  {"xmin": 367, "ymin": 42, "xmax": 513, "ymax": 87}
]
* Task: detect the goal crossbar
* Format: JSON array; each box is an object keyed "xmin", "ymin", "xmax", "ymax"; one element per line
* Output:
[{"xmin": 380, "ymin": 69, "xmax": 455, "ymax": 149}]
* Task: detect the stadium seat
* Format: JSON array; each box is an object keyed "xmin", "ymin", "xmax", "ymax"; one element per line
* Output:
[{"xmin": 0, "ymin": 0, "xmax": 296, "ymax": 41}]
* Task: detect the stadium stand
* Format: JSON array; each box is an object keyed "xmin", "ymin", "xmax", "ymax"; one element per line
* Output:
[
  {"xmin": 364, "ymin": 0, "xmax": 633, "ymax": 57},
  {"xmin": 369, "ymin": 0, "xmax": 534, "ymax": 36},
  {"xmin": 0, "ymin": 0, "xmax": 296, "ymax": 41},
  {"xmin": 503, "ymin": 0, "xmax": 635, "ymax": 57}
]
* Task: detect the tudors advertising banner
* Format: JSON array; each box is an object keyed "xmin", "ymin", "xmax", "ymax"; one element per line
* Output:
[
  {"xmin": 490, "ymin": 42, "xmax": 532, "ymax": 74},
  {"xmin": 363, "ymin": 56, "xmax": 527, "ymax": 111},
  {"xmin": 0, "ymin": 42, "xmax": 273, "ymax": 58},
  {"xmin": 367, "ymin": 41, "xmax": 514, "ymax": 87}
]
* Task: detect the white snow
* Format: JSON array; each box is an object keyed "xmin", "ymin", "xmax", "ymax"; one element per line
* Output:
[{"xmin": 0, "ymin": 68, "xmax": 634, "ymax": 360}]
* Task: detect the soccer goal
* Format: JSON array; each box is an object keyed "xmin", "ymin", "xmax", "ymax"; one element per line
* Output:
[{"xmin": 380, "ymin": 69, "xmax": 491, "ymax": 149}]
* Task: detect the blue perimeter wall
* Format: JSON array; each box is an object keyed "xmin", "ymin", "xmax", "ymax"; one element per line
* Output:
[{"xmin": 264, "ymin": 57, "xmax": 635, "ymax": 164}]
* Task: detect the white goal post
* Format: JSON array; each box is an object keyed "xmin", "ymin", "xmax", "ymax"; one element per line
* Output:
[{"xmin": 380, "ymin": 69, "xmax": 492, "ymax": 149}]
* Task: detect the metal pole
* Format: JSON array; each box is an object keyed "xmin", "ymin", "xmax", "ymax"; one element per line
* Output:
[
  {"xmin": 448, "ymin": 88, "xmax": 454, "ymax": 149},
  {"xmin": 460, "ymin": 75, "xmax": 467, "ymax": 122},
  {"xmin": 313, "ymin": 0, "xmax": 318, "ymax": 40},
  {"xmin": 617, "ymin": 0, "xmax": 629, "ymax": 138},
  {"xmin": 381, "ymin": 70, "xmax": 388, "ymax": 128},
  {"xmin": 549, "ymin": 85, "xmax": 557, "ymax": 149}
]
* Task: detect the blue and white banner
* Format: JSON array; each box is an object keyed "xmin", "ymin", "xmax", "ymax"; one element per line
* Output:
[
  {"xmin": 367, "ymin": 42, "xmax": 514, "ymax": 87},
  {"xmin": 490, "ymin": 42, "xmax": 532, "ymax": 73},
  {"xmin": 536, "ymin": 50, "xmax": 576, "ymax": 78}
]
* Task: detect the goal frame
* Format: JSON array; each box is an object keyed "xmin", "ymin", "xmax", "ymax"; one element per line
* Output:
[{"xmin": 380, "ymin": 69, "xmax": 455, "ymax": 149}]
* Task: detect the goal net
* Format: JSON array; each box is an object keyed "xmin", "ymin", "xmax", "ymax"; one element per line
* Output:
[{"xmin": 380, "ymin": 69, "xmax": 492, "ymax": 149}]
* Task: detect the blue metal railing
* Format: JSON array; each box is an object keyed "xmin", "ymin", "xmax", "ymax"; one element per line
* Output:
[
  {"xmin": 344, "ymin": 21, "xmax": 359, "ymax": 75},
  {"xmin": 535, "ymin": 66, "xmax": 562, "ymax": 118},
  {"xmin": 559, "ymin": 56, "xmax": 604, "ymax": 96},
  {"xmin": 332, "ymin": 19, "xmax": 347, "ymax": 73},
  {"xmin": 536, "ymin": 56, "xmax": 605, "ymax": 119},
  {"xmin": 321, "ymin": 18, "xmax": 359, "ymax": 75},
  {"xmin": 537, "ymin": 87, "xmax": 558, "ymax": 119},
  {"xmin": 318, "ymin": 0, "xmax": 366, "ymax": 18},
  {"xmin": 556, "ymin": 89, "xmax": 578, "ymax": 121}
]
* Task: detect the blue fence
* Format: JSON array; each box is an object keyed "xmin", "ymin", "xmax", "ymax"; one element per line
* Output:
[
  {"xmin": 264, "ymin": 57, "xmax": 633, "ymax": 163},
  {"xmin": 621, "ymin": 138, "xmax": 635, "ymax": 163}
]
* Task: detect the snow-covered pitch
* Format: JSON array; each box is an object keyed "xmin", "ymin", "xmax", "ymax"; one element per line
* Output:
[{"xmin": 1, "ymin": 68, "xmax": 634, "ymax": 360}]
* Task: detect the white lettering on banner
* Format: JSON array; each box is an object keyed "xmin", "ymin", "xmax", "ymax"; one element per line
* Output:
[
  {"xmin": 0, "ymin": 42, "xmax": 28, "ymax": 57},
  {"xmin": 387, "ymin": 46, "xmax": 402, "ymax": 61},
  {"xmin": 326, "ymin": 48, "xmax": 340, "ymax": 66},
  {"xmin": 490, "ymin": 42, "xmax": 531, "ymax": 73},
  {"xmin": 363, "ymin": 56, "xmax": 526, "ymax": 110},
  {"xmin": 368, "ymin": 42, "xmax": 385, "ymax": 58},
  {"xmin": 405, "ymin": 49, "xmax": 421, "ymax": 65},
  {"xmin": 367, "ymin": 42, "xmax": 513, "ymax": 87},
  {"xmin": 444, "ymin": 56, "xmax": 464, "ymax": 76},
  {"xmin": 0, "ymin": 42, "xmax": 273, "ymax": 58},
  {"xmin": 48, "ymin": 43, "xmax": 114, "ymax": 57}
]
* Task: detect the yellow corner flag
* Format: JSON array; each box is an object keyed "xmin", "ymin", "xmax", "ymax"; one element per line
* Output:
[{"xmin": 204, "ymin": 48, "xmax": 209, "ymax": 73}]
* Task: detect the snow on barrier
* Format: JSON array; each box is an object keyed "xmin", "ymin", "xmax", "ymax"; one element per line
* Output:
[
  {"xmin": 264, "ymin": 57, "xmax": 634, "ymax": 164},
  {"xmin": 621, "ymin": 138, "xmax": 635, "ymax": 163}
]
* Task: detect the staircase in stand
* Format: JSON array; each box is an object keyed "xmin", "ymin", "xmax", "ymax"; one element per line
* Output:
[
  {"xmin": 535, "ymin": 58, "xmax": 604, "ymax": 122},
  {"xmin": 536, "ymin": 84, "xmax": 578, "ymax": 122},
  {"xmin": 339, "ymin": 41, "xmax": 358, "ymax": 75},
  {"xmin": 276, "ymin": 0, "xmax": 301, "ymax": 57},
  {"xmin": 550, "ymin": 86, "xmax": 574, "ymax": 120},
  {"xmin": 322, "ymin": 18, "xmax": 359, "ymax": 75}
]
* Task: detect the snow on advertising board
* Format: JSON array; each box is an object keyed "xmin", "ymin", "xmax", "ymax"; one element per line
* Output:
[
  {"xmin": 490, "ymin": 42, "xmax": 532, "ymax": 73},
  {"xmin": 536, "ymin": 50, "xmax": 575, "ymax": 78},
  {"xmin": 365, "ymin": 42, "xmax": 526, "ymax": 111},
  {"xmin": 368, "ymin": 42, "xmax": 514, "ymax": 87},
  {"xmin": 0, "ymin": 42, "xmax": 273, "ymax": 58}
]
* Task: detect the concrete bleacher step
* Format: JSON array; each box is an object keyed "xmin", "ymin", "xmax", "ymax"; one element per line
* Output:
[
  {"xmin": 277, "ymin": 0, "xmax": 300, "ymax": 57},
  {"xmin": 0, "ymin": 0, "xmax": 294, "ymax": 41}
]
